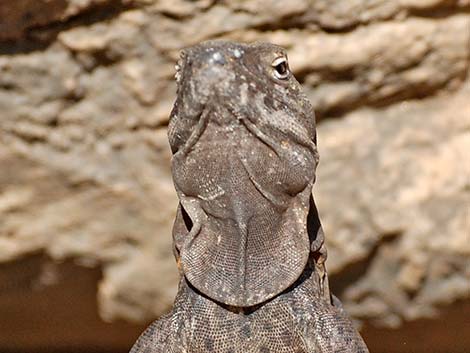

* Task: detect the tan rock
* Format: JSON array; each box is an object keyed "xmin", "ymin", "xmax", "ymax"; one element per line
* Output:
[
  {"xmin": 317, "ymin": 84, "xmax": 470, "ymax": 326},
  {"xmin": 0, "ymin": 0, "xmax": 469, "ymax": 352}
]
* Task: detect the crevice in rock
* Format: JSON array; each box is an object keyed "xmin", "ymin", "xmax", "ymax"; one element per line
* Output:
[
  {"xmin": 247, "ymin": 13, "xmax": 363, "ymax": 34},
  {"xmin": 250, "ymin": 6, "xmax": 470, "ymax": 35},
  {"xmin": 296, "ymin": 67, "xmax": 358, "ymax": 86},
  {"xmin": 0, "ymin": 0, "xmax": 137, "ymax": 55},
  {"xmin": 250, "ymin": 17, "xmax": 319, "ymax": 33},
  {"xmin": 316, "ymin": 73, "xmax": 469, "ymax": 122},
  {"xmin": 68, "ymin": 47, "xmax": 123, "ymax": 73},
  {"xmin": 158, "ymin": 9, "xmax": 195, "ymax": 21},
  {"xmin": 330, "ymin": 231, "xmax": 402, "ymax": 298},
  {"xmin": 407, "ymin": 2, "xmax": 470, "ymax": 19}
]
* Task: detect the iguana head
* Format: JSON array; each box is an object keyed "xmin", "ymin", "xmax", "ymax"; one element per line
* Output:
[
  {"xmin": 168, "ymin": 41, "xmax": 320, "ymax": 307},
  {"xmin": 169, "ymin": 41, "xmax": 317, "ymax": 157}
]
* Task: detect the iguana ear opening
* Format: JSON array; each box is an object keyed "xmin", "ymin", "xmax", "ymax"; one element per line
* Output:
[
  {"xmin": 307, "ymin": 195, "xmax": 323, "ymax": 250},
  {"xmin": 181, "ymin": 205, "xmax": 193, "ymax": 232},
  {"xmin": 172, "ymin": 204, "xmax": 187, "ymax": 257},
  {"xmin": 172, "ymin": 202, "xmax": 200, "ymax": 255}
]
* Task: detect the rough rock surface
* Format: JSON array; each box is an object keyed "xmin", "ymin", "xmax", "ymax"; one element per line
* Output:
[{"xmin": 0, "ymin": 0, "xmax": 469, "ymax": 352}]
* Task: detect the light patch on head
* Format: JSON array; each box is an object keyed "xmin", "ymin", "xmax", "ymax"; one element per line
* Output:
[
  {"xmin": 211, "ymin": 51, "xmax": 226, "ymax": 65},
  {"xmin": 240, "ymin": 82, "xmax": 249, "ymax": 106},
  {"xmin": 233, "ymin": 48, "xmax": 243, "ymax": 58},
  {"xmin": 174, "ymin": 59, "xmax": 183, "ymax": 83}
]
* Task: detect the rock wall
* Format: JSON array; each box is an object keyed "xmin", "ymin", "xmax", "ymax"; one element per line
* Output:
[{"xmin": 0, "ymin": 1, "xmax": 469, "ymax": 352}]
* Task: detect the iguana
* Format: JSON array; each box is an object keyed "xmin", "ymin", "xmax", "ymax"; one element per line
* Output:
[{"xmin": 130, "ymin": 40, "xmax": 369, "ymax": 353}]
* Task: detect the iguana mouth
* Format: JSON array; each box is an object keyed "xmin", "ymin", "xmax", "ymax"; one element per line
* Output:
[{"xmin": 174, "ymin": 106, "xmax": 209, "ymax": 155}]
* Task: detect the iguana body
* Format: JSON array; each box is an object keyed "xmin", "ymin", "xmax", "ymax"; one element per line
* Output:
[{"xmin": 130, "ymin": 41, "xmax": 369, "ymax": 353}]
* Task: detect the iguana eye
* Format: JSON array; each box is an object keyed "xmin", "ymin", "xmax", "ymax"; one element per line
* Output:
[{"xmin": 271, "ymin": 56, "xmax": 290, "ymax": 80}]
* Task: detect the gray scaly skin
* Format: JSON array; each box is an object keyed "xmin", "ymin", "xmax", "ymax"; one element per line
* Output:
[{"xmin": 130, "ymin": 41, "xmax": 369, "ymax": 353}]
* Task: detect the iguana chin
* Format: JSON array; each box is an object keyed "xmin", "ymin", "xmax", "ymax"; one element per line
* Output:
[{"xmin": 130, "ymin": 40, "xmax": 369, "ymax": 353}]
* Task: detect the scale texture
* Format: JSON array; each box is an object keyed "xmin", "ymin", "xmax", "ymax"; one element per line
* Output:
[{"xmin": 130, "ymin": 40, "xmax": 369, "ymax": 353}]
